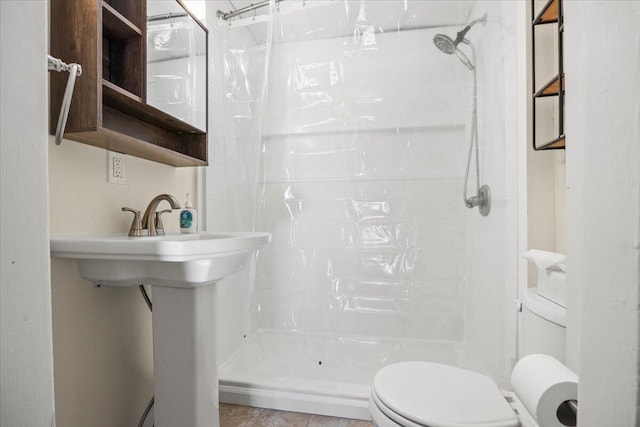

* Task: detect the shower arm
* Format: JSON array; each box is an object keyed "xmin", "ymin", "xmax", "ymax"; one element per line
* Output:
[{"xmin": 454, "ymin": 15, "xmax": 487, "ymax": 45}]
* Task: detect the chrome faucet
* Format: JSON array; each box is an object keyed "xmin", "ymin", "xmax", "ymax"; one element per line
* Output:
[{"xmin": 141, "ymin": 194, "xmax": 181, "ymax": 236}]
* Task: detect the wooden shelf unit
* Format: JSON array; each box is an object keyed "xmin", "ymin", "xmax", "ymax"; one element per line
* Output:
[
  {"xmin": 534, "ymin": 73, "xmax": 565, "ymax": 98},
  {"xmin": 537, "ymin": 135, "xmax": 565, "ymax": 151},
  {"xmin": 533, "ymin": 0, "xmax": 559, "ymax": 24},
  {"xmin": 531, "ymin": 0, "xmax": 565, "ymax": 151},
  {"xmin": 50, "ymin": 0, "xmax": 207, "ymax": 167}
]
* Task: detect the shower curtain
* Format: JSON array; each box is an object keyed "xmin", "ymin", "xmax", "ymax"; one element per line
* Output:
[{"xmin": 209, "ymin": 0, "xmax": 518, "ymax": 414}]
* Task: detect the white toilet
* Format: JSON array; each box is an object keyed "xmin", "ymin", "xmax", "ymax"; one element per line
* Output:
[{"xmin": 369, "ymin": 288, "xmax": 567, "ymax": 427}]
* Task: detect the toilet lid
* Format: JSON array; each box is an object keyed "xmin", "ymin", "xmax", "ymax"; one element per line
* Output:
[{"xmin": 373, "ymin": 362, "xmax": 519, "ymax": 427}]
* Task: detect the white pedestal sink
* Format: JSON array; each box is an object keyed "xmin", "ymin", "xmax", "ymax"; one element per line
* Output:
[{"xmin": 50, "ymin": 232, "xmax": 271, "ymax": 427}]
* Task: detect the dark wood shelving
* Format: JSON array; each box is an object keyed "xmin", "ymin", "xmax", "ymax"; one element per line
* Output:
[
  {"xmin": 63, "ymin": 125, "xmax": 207, "ymax": 167},
  {"xmin": 102, "ymin": 3, "xmax": 142, "ymax": 39},
  {"xmin": 102, "ymin": 1, "xmax": 144, "ymax": 98},
  {"xmin": 103, "ymin": 80, "xmax": 205, "ymax": 135},
  {"xmin": 103, "ymin": 0, "xmax": 144, "ymax": 29},
  {"xmin": 50, "ymin": 0, "xmax": 208, "ymax": 167},
  {"xmin": 102, "ymin": 79, "xmax": 142, "ymax": 103}
]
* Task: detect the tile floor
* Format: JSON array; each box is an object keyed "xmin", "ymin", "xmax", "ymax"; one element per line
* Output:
[{"xmin": 220, "ymin": 403, "xmax": 374, "ymax": 427}]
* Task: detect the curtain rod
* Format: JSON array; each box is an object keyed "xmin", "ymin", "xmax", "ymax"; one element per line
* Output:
[
  {"xmin": 148, "ymin": 12, "xmax": 189, "ymax": 22},
  {"xmin": 217, "ymin": 0, "xmax": 286, "ymax": 21},
  {"xmin": 216, "ymin": 1, "xmax": 468, "ymax": 27}
]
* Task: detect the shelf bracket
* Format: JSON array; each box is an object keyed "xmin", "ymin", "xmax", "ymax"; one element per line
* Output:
[{"xmin": 47, "ymin": 54, "xmax": 82, "ymax": 146}]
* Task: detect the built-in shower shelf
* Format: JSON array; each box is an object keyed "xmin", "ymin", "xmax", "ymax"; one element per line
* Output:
[
  {"xmin": 534, "ymin": 74, "xmax": 565, "ymax": 98},
  {"xmin": 533, "ymin": 0, "xmax": 559, "ymax": 25}
]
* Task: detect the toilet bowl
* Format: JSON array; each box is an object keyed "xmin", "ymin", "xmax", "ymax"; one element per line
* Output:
[
  {"xmin": 369, "ymin": 361, "xmax": 524, "ymax": 427},
  {"xmin": 369, "ymin": 289, "xmax": 567, "ymax": 427}
]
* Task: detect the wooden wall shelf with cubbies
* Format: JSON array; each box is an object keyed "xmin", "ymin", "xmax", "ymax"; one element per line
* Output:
[
  {"xmin": 50, "ymin": 0, "xmax": 207, "ymax": 167},
  {"xmin": 531, "ymin": 0, "xmax": 565, "ymax": 151}
]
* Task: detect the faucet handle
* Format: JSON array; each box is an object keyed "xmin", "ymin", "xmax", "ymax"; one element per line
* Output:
[
  {"xmin": 122, "ymin": 207, "xmax": 143, "ymax": 237},
  {"xmin": 155, "ymin": 209, "xmax": 172, "ymax": 236}
]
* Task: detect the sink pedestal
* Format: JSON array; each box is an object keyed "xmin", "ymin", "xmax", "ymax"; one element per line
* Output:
[{"xmin": 153, "ymin": 284, "xmax": 219, "ymax": 427}]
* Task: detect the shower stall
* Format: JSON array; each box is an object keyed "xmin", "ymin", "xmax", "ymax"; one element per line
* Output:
[{"xmin": 205, "ymin": 0, "xmax": 520, "ymax": 419}]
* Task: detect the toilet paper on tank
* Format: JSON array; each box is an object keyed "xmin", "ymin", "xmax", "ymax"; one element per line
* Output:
[
  {"xmin": 523, "ymin": 249, "xmax": 566, "ymax": 271},
  {"xmin": 511, "ymin": 354, "xmax": 578, "ymax": 427},
  {"xmin": 523, "ymin": 249, "xmax": 567, "ymax": 307}
]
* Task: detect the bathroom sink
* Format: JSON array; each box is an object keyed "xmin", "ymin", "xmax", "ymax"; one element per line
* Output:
[
  {"xmin": 50, "ymin": 231, "xmax": 271, "ymax": 287},
  {"xmin": 51, "ymin": 230, "xmax": 272, "ymax": 426}
]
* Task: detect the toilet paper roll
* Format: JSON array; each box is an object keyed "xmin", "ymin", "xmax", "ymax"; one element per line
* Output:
[{"xmin": 511, "ymin": 354, "xmax": 578, "ymax": 427}]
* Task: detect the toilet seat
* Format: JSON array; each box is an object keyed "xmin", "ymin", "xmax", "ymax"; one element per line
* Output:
[
  {"xmin": 371, "ymin": 362, "xmax": 519, "ymax": 427},
  {"xmin": 370, "ymin": 388, "xmax": 428, "ymax": 427}
]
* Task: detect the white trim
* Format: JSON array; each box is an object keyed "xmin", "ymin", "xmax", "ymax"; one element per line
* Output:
[
  {"xmin": 515, "ymin": 0, "xmax": 530, "ymax": 363},
  {"xmin": 219, "ymin": 383, "xmax": 371, "ymax": 420},
  {"xmin": 197, "ymin": 166, "xmax": 206, "ymax": 231}
]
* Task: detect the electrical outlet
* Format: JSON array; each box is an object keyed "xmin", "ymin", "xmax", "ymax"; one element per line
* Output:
[
  {"xmin": 108, "ymin": 151, "xmax": 125, "ymax": 184},
  {"xmin": 113, "ymin": 157, "xmax": 123, "ymax": 178}
]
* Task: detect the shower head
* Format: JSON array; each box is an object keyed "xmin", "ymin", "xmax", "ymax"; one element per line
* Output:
[
  {"xmin": 433, "ymin": 34, "xmax": 457, "ymax": 55},
  {"xmin": 433, "ymin": 14, "xmax": 487, "ymax": 68}
]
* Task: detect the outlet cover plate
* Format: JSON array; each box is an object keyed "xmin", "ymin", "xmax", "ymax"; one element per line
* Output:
[{"xmin": 108, "ymin": 151, "xmax": 125, "ymax": 184}]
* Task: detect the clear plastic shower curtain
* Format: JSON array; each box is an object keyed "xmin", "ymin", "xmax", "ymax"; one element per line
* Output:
[
  {"xmin": 216, "ymin": 0, "xmax": 515, "ymax": 389},
  {"xmin": 214, "ymin": 7, "xmax": 273, "ymax": 235}
]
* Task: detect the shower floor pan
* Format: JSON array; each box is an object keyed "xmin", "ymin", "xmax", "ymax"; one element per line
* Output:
[{"xmin": 218, "ymin": 330, "xmax": 485, "ymax": 420}]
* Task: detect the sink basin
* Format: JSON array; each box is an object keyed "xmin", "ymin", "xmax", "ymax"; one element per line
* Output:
[{"xmin": 50, "ymin": 231, "xmax": 271, "ymax": 288}]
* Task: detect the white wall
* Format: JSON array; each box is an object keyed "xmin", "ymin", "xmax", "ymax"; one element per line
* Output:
[
  {"xmin": 0, "ymin": 2, "xmax": 56, "ymax": 426},
  {"xmin": 564, "ymin": 1, "xmax": 640, "ymax": 424}
]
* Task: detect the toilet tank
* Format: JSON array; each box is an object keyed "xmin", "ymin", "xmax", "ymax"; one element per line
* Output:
[{"xmin": 518, "ymin": 288, "xmax": 567, "ymax": 363}]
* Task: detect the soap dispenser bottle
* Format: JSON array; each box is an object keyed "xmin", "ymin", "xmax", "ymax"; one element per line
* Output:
[{"xmin": 180, "ymin": 193, "xmax": 198, "ymax": 234}]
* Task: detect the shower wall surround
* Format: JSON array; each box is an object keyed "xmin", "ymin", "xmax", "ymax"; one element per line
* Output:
[
  {"xmin": 206, "ymin": 0, "xmax": 519, "ymax": 415},
  {"xmin": 463, "ymin": 0, "xmax": 519, "ymax": 387},
  {"xmin": 259, "ymin": 27, "xmax": 469, "ymax": 341}
]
